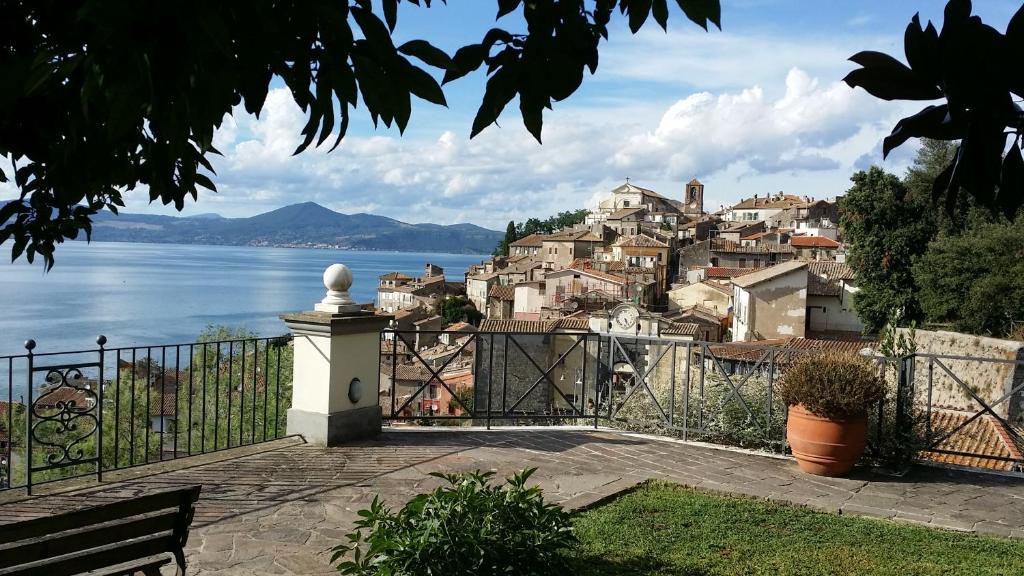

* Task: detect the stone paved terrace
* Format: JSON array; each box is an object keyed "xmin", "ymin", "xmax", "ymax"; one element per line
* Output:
[{"xmin": 2, "ymin": 428, "xmax": 1023, "ymax": 575}]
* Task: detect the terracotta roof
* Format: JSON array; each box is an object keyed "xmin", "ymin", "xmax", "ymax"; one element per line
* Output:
[
  {"xmin": 545, "ymin": 229, "xmax": 603, "ymax": 242},
  {"xmin": 732, "ymin": 261, "xmax": 807, "ymax": 288},
  {"xmin": 662, "ymin": 322, "xmax": 700, "ymax": 336},
  {"xmin": 924, "ymin": 411, "xmax": 1024, "ymax": 472},
  {"xmin": 614, "ymin": 234, "xmax": 669, "ymax": 248},
  {"xmin": 555, "ymin": 317, "xmax": 591, "ymax": 331},
  {"xmin": 379, "ymin": 272, "xmax": 413, "ymax": 281},
  {"xmin": 676, "ymin": 304, "xmax": 728, "ymax": 322},
  {"xmin": 150, "ymin": 392, "xmax": 178, "ymax": 417},
  {"xmin": 509, "ymin": 233, "xmax": 546, "ymax": 248},
  {"xmin": 381, "ymin": 363, "xmax": 435, "ymax": 382},
  {"xmin": 807, "ymin": 262, "xmax": 855, "ymax": 297},
  {"xmin": 467, "ymin": 272, "xmax": 499, "ymax": 281},
  {"xmin": 731, "ymin": 194, "xmax": 806, "ymax": 210},
  {"xmin": 784, "ymin": 338, "xmax": 868, "ymax": 355},
  {"xmin": 791, "ymin": 236, "xmax": 841, "ymax": 248},
  {"xmin": 704, "ymin": 266, "xmax": 762, "ymax": 279},
  {"xmin": 34, "ymin": 385, "xmax": 96, "ymax": 409},
  {"xmin": 549, "ymin": 266, "xmax": 626, "ymax": 286},
  {"xmin": 478, "ymin": 317, "xmax": 591, "ymax": 333},
  {"xmin": 444, "ymin": 322, "xmax": 477, "ymax": 332},
  {"xmin": 607, "ymin": 207, "xmax": 646, "ymax": 220},
  {"xmin": 687, "ymin": 178, "xmax": 702, "ymax": 186},
  {"xmin": 707, "ymin": 337, "xmax": 870, "ymax": 363},
  {"xmin": 710, "ymin": 239, "xmax": 793, "ymax": 254},
  {"xmin": 488, "ymin": 284, "xmax": 515, "ymax": 301},
  {"xmin": 611, "ymin": 182, "xmax": 668, "ymax": 200},
  {"xmin": 701, "ymin": 280, "xmax": 733, "ymax": 295}
]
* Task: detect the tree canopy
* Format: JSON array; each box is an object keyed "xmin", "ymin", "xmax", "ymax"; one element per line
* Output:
[
  {"xmin": 913, "ymin": 215, "xmax": 1024, "ymax": 336},
  {"xmin": 844, "ymin": 0, "xmax": 1024, "ymax": 218},
  {"xmin": 843, "ymin": 139, "xmax": 1023, "ymax": 337},
  {"xmin": 840, "ymin": 166, "xmax": 936, "ymax": 333},
  {"xmin": 0, "ymin": 0, "xmax": 721, "ymax": 268},
  {"xmin": 494, "ymin": 208, "xmax": 591, "ymax": 255}
]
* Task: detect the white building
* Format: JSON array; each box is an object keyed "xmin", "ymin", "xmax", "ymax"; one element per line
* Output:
[{"xmin": 731, "ymin": 261, "xmax": 808, "ymax": 342}]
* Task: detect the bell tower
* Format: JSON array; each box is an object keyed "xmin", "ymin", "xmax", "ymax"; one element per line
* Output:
[{"xmin": 684, "ymin": 178, "xmax": 704, "ymax": 216}]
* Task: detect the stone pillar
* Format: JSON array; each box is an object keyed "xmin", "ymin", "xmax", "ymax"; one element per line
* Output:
[{"xmin": 281, "ymin": 264, "xmax": 392, "ymax": 445}]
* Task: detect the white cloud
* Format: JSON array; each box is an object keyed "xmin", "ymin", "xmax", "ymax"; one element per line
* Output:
[
  {"xmin": 610, "ymin": 68, "xmax": 893, "ymax": 179},
  {"xmin": 107, "ymin": 69, "xmax": 914, "ymax": 231}
]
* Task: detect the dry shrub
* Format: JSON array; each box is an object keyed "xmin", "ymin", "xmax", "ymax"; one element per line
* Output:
[{"xmin": 778, "ymin": 352, "xmax": 885, "ymax": 419}]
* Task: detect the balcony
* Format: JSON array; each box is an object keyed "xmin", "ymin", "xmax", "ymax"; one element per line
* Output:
[{"xmin": 1, "ymin": 265, "xmax": 1023, "ymax": 573}]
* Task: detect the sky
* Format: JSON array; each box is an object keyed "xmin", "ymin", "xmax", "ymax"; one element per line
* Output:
[{"xmin": 3, "ymin": 1, "xmax": 1023, "ymax": 230}]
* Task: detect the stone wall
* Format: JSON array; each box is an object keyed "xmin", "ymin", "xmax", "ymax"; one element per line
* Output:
[{"xmin": 903, "ymin": 329, "xmax": 1024, "ymax": 422}]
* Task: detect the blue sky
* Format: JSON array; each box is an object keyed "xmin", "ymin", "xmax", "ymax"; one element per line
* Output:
[{"xmin": 5, "ymin": 1, "xmax": 1022, "ymax": 230}]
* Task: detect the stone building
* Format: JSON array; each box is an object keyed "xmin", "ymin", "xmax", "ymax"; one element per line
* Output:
[{"xmin": 730, "ymin": 261, "xmax": 808, "ymax": 341}]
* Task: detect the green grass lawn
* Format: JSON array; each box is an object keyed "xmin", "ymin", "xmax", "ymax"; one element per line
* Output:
[{"xmin": 570, "ymin": 482, "xmax": 1024, "ymax": 576}]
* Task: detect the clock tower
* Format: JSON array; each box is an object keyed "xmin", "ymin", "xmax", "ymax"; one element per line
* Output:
[{"xmin": 684, "ymin": 178, "xmax": 704, "ymax": 216}]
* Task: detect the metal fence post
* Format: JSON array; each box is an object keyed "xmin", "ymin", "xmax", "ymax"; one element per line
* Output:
[
  {"xmin": 25, "ymin": 339, "xmax": 35, "ymax": 495},
  {"xmin": 96, "ymin": 336, "xmax": 106, "ymax": 483}
]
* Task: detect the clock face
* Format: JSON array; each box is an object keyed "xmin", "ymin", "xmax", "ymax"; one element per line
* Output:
[{"xmin": 613, "ymin": 306, "xmax": 639, "ymax": 330}]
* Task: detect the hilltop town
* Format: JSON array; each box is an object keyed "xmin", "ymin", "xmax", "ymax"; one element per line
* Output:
[
  {"xmin": 377, "ymin": 178, "xmax": 853, "ymax": 345},
  {"xmin": 373, "ymin": 179, "xmax": 874, "ymax": 417}
]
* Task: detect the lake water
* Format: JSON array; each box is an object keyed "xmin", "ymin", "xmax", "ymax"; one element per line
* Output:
[{"xmin": 0, "ymin": 241, "xmax": 483, "ymax": 356}]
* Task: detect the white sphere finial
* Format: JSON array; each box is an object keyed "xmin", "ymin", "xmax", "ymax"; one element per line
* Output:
[
  {"xmin": 323, "ymin": 263, "xmax": 353, "ymax": 293},
  {"xmin": 315, "ymin": 263, "xmax": 359, "ymax": 314}
]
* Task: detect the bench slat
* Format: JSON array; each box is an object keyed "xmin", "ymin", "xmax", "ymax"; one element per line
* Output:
[
  {"xmin": 0, "ymin": 486, "xmax": 200, "ymax": 545},
  {"xmin": 0, "ymin": 532, "xmax": 178, "ymax": 576},
  {"xmin": 0, "ymin": 510, "xmax": 179, "ymax": 569},
  {"xmin": 0, "ymin": 485, "xmax": 201, "ymax": 576}
]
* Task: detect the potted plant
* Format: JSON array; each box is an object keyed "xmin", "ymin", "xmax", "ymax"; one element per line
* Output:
[{"xmin": 779, "ymin": 352, "xmax": 885, "ymax": 477}]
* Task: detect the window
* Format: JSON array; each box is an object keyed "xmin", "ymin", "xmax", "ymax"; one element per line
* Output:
[
  {"xmin": 738, "ymin": 258, "xmax": 746, "ymax": 268},
  {"xmin": 429, "ymin": 385, "xmax": 438, "ymax": 399},
  {"xmin": 623, "ymin": 200, "xmax": 630, "ymax": 207}
]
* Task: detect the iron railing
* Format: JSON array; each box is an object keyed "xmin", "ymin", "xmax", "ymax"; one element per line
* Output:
[
  {"xmin": 380, "ymin": 330, "xmax": 1024, "ymax": 474},
  {"xmin": 1, "ymin": 334, "xmax": 293, "ymax": 493}
]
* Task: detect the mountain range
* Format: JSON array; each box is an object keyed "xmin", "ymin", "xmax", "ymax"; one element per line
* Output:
[{"xmin": 88, "ymin": 202, "xmax": 502, "ymax": 254}]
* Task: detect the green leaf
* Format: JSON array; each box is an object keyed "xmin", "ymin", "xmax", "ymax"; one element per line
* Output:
[
  {"xmin": 903, "ymin": 14, "xmax": 941, "ymax": 85},
  {"xmin": 844, "ymin": 51, "xmax": 943, "ymax": 101},
  {"xmin": 403, "ymin": 63, "xmax": 444, "ymax": 106},
  {"xmin": 443, "ymin": 44, "xmax": 487, "ymax": 84},
  {"xmin": 470, "ymin": 64, "xmax": 519, "ymax": 138},
  {"xmin": 382, "ymin": 0, "xmax": 398, "ymax": 32},
  {"xmin": 652, "ymin": 0, "xmax": 669, "ymax": 31},
  {"xmin": 194, "ymin": 173, "xmax": 218, "ymax": 192},
  {"xmin": 398, "ymin": 39, "xmax": 455, "ymax": 70},
  {"xmin": 675, "ymin": 0, "xmax": 722, "ymax": 30},
  {"xmin": 627, "ymin": 0, "xmax": 653, "ymax": 33},
  {"xmin": 496, "ymin": 0, "xmax": 521, "ymax": 19},
  {"xmin": 881, "ymin": 104, "xmax": 963, "ymax": 158}
]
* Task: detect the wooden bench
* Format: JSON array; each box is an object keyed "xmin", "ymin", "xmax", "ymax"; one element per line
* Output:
[{"xmin": 0, "ymin": 485, "xmax": 201, "ymax": 576}]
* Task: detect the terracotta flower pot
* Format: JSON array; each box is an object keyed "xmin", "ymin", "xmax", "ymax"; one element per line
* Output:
[{"xmin": 787, "ymin": 404, "xmax": 867, "ymax": 477}]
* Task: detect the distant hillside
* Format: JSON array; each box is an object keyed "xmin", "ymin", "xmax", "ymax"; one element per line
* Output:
[{"xmin": 88, "ymin": 202, "xmax": 502, "ymax": 254}]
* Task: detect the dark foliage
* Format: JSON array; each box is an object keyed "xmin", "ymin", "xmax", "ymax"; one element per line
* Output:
[
  {"xmin": 913, "ymin": 215, "xmax": 1024, "ymax": 336},
  {"xmin": 331, "ymin": 468, "xmax": 576, "ymax": 576},
  {"xmin": 778, "ymin": 353, "xmax": 885, "ymax": 419},
  {"xmin": 844, "ymin": 1, "xmax": 1024, "ymax": 218},
  {"xmin": 441, "ymin": 295, "xmax": 482, "ymax": 325},
  {"xmin": 839, "ymin": 167, "xmax": 936, "ymax": 332},
  {"xmin": 0, "ymin": 1, "xmax": 720, "ymax": 268}
]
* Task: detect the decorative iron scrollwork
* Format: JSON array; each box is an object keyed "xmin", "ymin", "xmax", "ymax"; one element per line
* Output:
[{"xmin": 31, "ymin": 368, "xmax": 99, "ymax": 467}]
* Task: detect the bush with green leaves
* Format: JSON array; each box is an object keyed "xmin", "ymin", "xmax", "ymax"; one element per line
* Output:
[
  {"xmin": 778, "ymin": 353, "xmax": 885, "ymax": 419},
  {"xmin": 331, "ymin": 468, "xmax": 576, "ymax": 576}
]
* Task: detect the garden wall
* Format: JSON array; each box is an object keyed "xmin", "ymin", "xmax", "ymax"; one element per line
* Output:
[{"xmin": 901, "ymin": 328, "xmax": 1024, "ymax": 422}]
